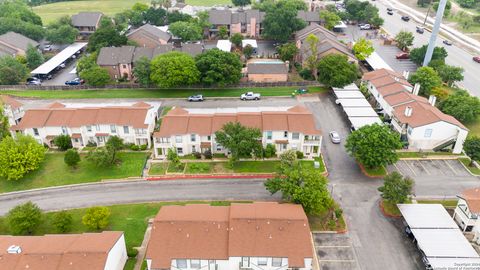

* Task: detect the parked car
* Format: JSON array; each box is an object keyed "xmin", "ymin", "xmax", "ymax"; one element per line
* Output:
[
  {"xmin": 396, "ymin": 52, "xmax": 410, "ymax": 59},
  {"xmin": 329, "ymin": 131, "xmax": 341, "ymax": 144},
  {"xmin": 188, "ymin": 94, "xmax": 204, "ymax": 102},
  {"xmin": 65, "ymin": 78, "xmax": 84, "ymax": 85},
  {"xmin": 26, "ymin": 80, "xmax": 41, "ymax": 85},
  {"xmin": 240, "ymin": 92, "xmax": 260, "ymax": 100},
  {"xmin": 296, "ymin": 88, "xmax": 308, "ymax": 94},
  {"xmin": 359, "ymin": 24, "xmax": 371, "ymax": 30},
  {"xmin": 27, "ymin": 77, "xmax": 41, "ymax": 83},
  {"xmin": 387, "ymin": 10, "xmax": 394, "ymax": 15},
  {"xmin": 416, "ymin": 26, "xmax": 424, "ymax": 34},
  {"xmin": 59, "ymin": 62, "xmax": 66, "ymax": 68},
  {"xmin": 387, "ymin": 7, "xmax": 393, "ymax": 11},
  {"xmin": 443, "ymin": 39, "xmax": 453, "ymax": 46},
  {"xmin": 473, "ymin": 56, "xmax": 480, "ymax": 63},
  {"xmin": 405, "ymin": 226, "xmax": 414, "ymax": 238},
  {"xmin": 401, "ymin": 15, "xmax": 410, "ymax": 21},
  {"xmin": 43, "ymin": 44, "xmax": 52, "ymax": 52}
]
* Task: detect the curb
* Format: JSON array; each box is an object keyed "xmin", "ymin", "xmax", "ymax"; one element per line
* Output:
[
  {"xmin": 457, "ymin": 158, "xmax": 480, "ymax": 177},
  {"xmin": 398, "ymin": 156, "xmax": 462, "ymax": 160},
  {"xmin": 357, "ymin": 163, "xmax": 386, "ymax": 178},
  {"xmin": 146, "ymin": 174, "xmax": 275, "ymax": 181},
  {"xmin": 379, "ymin": 200, "xmax": 402, "ymax": 218}
]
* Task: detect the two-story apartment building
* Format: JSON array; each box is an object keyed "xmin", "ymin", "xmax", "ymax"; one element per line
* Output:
[
  {"xmin": 1, "ymin": 95, "xmax": 24, "ymax": 126},
  {"xmin": 145, "ymin": 202, "xmax": 314, "ymax": 270},
  {"xmin": 153, "ymin": 106, "xmax": 322, "ymax": 159},
  {"xmin": 11, "ymin": 102, "xmax": 160, "ymax": 148},
  {"xmin": 71, "ymin": 12, "xmax": 103, "ymax": 40},
  {"xmin": 127, "ymin": 24, "xmax": 172, "ymax": 48},
  {"xmin": 362, "ymin": 69, "xmax": 468, "ymax": 154},
  {"xmin": 0, "ymin": 32, "xmax": 39, "ymax": 57},
  {"xmin": 454, "ymin": 188, "xmax": 480, "ymax": 234},
  {"xmin": 208, "ymin": 9, "xmax": 265, "ymax": 38},
  {"xmin": 0, "ymin": 231, "xmax": 127, "ymax": 270}
]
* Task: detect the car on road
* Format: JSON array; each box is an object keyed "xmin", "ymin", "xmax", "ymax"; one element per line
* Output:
[
  {"xmin": 396, "ymin": 52, "xmax": 410, "ymax": 59},
  {"xmin": 359, "ymin": 24, "xmax": 371, "ymax": 30},
  {"xmin": 296, "ymin": 88, "xmax": 308, "ymax": 94},
  {"xmin": 187, "ymin": 94, "xmax": 204, "ymax": 102},
  {"xmin": 387, "ymin": 10, "xmax": 394, "ymax": 15},
  {"xmin": 26, "ymin": 80, "xmax": 41, "ymax": 85},
  {"xmin": 401, "ymin": 15, "xmax": 410, "ymax": 21},
  {"xmin": 240, "ymin": 92, "xmax": 260, "ymax": 100},
  {"xmin": 473, "ymin": 56, "xmax": 480, "ymax": 63},
  {"xmin": 329, "ymin": 131, "xmax": 341, "ymax": 144},
  {"xmin": 443, "ymin": 39, "xmax": 453, "ymax": 46},
  {"xmin": 65, "ymin": 78, "xmax": 84, "ymax": 85},
  {"xmin": 416, "ymin": 26, "xmax": 424, "ymax": 34},
  {"xmin": 387, "ymin": 7, "xmax": 393, "ymax": 11}
]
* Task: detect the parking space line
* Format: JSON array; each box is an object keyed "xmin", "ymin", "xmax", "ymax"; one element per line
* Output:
[
  {"xmin": 444, "ymin": 160, "xmax": 458, "ymax": 175},
  {"xmin": 403, "ymin": 160, "xmax": 417, "ymax": 176},
  {"xmin": 393, "ymin": 163, "xmax": 403, "ymax": 175},
  {"xmin": 417, "ymin": 161, "xmax": 430, "ymax": 175},
  {"xmin": 432, "ymin": 160, "xmax": 446, "ymax": 175}
]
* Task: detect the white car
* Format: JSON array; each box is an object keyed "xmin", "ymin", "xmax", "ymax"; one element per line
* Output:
[
  {"xmin": 240, "ymin": 92, "xmax": 260, "ymax": 100},
  {"xmin": 360, "ymin": 24, "xmax": 371, "ymax": 30},
  {"xmin": 329, "ymin": 131, "xmax": 341, "ymax": 144},
  {"xmin": 43, "ymin": 44, "xmax": 52, "ymax": 52},
  {"xmin": 188, "ymin": 94, "xmax": 204, "ymax": 102}
]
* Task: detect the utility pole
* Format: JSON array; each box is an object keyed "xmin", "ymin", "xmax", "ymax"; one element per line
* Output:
[{"xmin": 423, "ymin": 0, "xmax": 448, "ymax": 66}]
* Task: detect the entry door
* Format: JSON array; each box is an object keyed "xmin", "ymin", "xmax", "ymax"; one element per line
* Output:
[
  {"xmin": 209, "ymin": 260, "xmax": 216, "ymax": 270},
  {"xmin": 241, "ymin": 257, "xmax": 250, "ymax": 268}
]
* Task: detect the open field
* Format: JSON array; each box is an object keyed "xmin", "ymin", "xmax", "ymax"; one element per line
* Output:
[{"xmin": 1, "ymin": 87, "xmax": 327, "ymax": 99}]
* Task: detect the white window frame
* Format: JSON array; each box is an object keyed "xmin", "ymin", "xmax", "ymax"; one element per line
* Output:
[
  {"xmin": 292, "ymin": 132, "xmax": 299, "ymax": 140},
  {"xmin": 123, "ymin": 126, "xmax": 129, "ymax": 134},
  {"xmin": 284, "ymin": 131, "xmax": 288, "ymax": 138},
  {"xmin": 33, "ymin": 128, "xmax": 39, "ymax": 136},
  {"xmin": 110, "ymin": 125, "xmax": 116, "ymax": 133},
  {"xmin": 177, "ymin": 147, "xmax": 183, "ymax": 154},
  {"xmin": 424, "ymin": 128, "xmax": 433, "ymax": 138},
  {"xmin": 176, "ymin": 135, "xmax": 182, "ymax": 143},
  {"xmin": 272, "ymin": 258, "xmax": 282, "ymax": 267},
  {"xmin": 190, "ymin": 259, "xmax": 201, "ymax": 269},
  {"xmin": 191, "ymin": 134, "xmax": 196, "ymax": 142},
  {"xmin": 176, "ymin": 259, "xmax": 187, "ymax": 269},
  {"xmin": 257, "ymin": 258, "xmax": 268, "ymax": 266},
  {"xmin": 266, "ymin": 131, "xmax": 272, "ymax": 140}
]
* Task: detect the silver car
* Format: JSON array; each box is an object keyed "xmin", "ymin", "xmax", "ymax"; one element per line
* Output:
[
  {"xmin": 188, "ymin": 94, "xmax": 204, "ymax": 102},
  {"xmin": 329, "ymin": 131, "xmax": 341, "ymax": 144}
]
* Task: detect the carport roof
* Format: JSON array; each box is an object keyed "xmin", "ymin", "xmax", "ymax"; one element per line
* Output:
[
  {"xmin": 336, "ymin": 99, "xmax": 371, "ymax": 107},
  {"xmin": 397, "ymin": 204, "xmax": 458, "ymax": 229},
  {"xmin": 349, "ymin": 117, "xmax": 382, "ymax": 130},
  {"xmin": 31, "ymin": 43, "xmax": 87, "ymax": 75},
  {"xmin": 343, "ymin": 107, "xmax": 378, "ymax": 117},
  {"xmin": 411, "ymin": 228, "xmax": 479, "ymax": 258},
  {"xmin": 334, "ymin": 91, "xmax": 365, "ymax": 99}
]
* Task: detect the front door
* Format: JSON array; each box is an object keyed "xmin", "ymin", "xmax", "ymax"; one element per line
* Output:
[{"xmin": 241, "ymin": 257, "xmax": 250, "ymax": 268}]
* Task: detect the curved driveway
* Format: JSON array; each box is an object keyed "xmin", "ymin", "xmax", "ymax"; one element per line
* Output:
[{"xmin": 0, "ymin": 179, "xmax": 279, "ymax": 215}]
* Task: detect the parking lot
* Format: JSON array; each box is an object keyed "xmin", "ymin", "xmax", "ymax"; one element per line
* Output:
[
  {"xmin": 388, "ymin": 159, "xmax": 471, "ymax": 178},
  {"xmin": 372, "ymin": 41, "xmax": 418, "ymax": 73},
  {"xmin": 313, "ymin": 233, "xmax": 359, "ymax": 270}
]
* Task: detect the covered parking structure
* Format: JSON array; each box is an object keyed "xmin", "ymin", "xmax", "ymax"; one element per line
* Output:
[
  {"xmin": 364, "ymin": 51, "xmax": 393, "ymax": 71},
  {"xmin": 398, "ymin": 204, "xmax": 480, "ymax": 269},
  {"xmin": 31, "ymin": 42, "xmax": 87, "ymax": 78}
]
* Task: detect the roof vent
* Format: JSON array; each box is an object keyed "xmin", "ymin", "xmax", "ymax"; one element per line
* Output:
[
  {"xmin": 394, "ymin": 77, "xmax": 399, "ymax": 82},
  {"xmin": 404, "ymin": 106, "xmax": 413, "ymax": 117},
  {"xmin": 7, "ymin": 245, "xmax": 21, "ymax": 254},
  {"xmin": 268, "ymin": 234, "xmax": 272, "ymax": 239}
]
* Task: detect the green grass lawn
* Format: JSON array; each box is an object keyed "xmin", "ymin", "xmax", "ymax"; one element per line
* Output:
[
  {"xmin": 466, "ymin": 118, "xmax": 480, "ymax": 137},
  {"xmin": 1, "ymin": 87, "xmax": 327, "ymax": 100},
  {"xmin": 0, "ymin": 152, "xmax": 147, "ymax": 193},
  {"xmin": 459, "ymin": 157, "xmax": 480, "ymax": 175},
  {"xmin": 167, "ymin": 162, "xmax": 185, "ymax": 173},
  {"xmin": 185, "ymin": 162, "xmax": 213, "ymax": 174},
  {"xmin": 300, "ymin": 157, "xmax": 326, "ymax": 173},
  {"xmin": 363, "ymin": 166, "xmax": 387, "ymax": 177},
  {"xmin": 397, "ymin": 151, "xmax": 459, "ymax": 158},
  {"xmin": 381, "ymin": 200, "xmax": 401, "ymax": 216},
  {"xmin": 232, "ymin": 160, "xmax": 279, "ymax": 173},
  {"xmin": 416, "ymin": 199, "xmax": 458, "ymax": 208},
  {"xmin": 149, "ymin": 163, "xmax": 168, "ymax": 175}
]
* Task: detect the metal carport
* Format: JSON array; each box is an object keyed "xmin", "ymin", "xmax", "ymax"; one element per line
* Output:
[
  {"xmin": 343, "ymin": 107, "xmax": 378, "ymax": 117},
  {"xmin": 31, "ymin": 42, "xmax": 87, "ymax": 75}
]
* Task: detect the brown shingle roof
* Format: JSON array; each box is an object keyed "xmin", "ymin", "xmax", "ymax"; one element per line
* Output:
[
  {"xmin": 0, "ymin": 95, "xmax": 22, "ymax": 109},
  {"xmin": 0, "ymin": 231, "xmax": 123, "ymax": 270},
  {"xmin": 146, "ymin": 202, "xmax": 313, "ymax": 269},
  {"xmin": 154, "ymin": 106, "xmax": 321, "ymax": 137},
  {"xmin": 127, "ymin": 24, "xmax": 171, "ymax": 43},
  {"xmin": 460, "ymin": 188, "xmax": 480, "ymax": 213},
  {"xmin": 97, "ymin": 46, "xmax": 135, "ymax": 66},
  {"xmin": 0, "ymin": 32, "xmax": 39, "ymax": 51},
  {"xmin": 71, "ymin": 12, "xmax": 103, "ymax": 27},
  {"xmin": 362, "ymin": 68, "xmax": 411, "ymax": 87},
  {"xmin": 247, "ymin": 62, "xmax": 288, "ymax": 75}
]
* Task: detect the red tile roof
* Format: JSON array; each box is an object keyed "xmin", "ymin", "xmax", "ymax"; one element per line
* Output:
[
  {"xmin": 0, "ymin": 95, "xmax": 22, "ymax": 109},
  {"xmin": 146, "ymin": 202, "xmax": 313, "ymax": 269},
  {"xmin": 460, "ymin": 188, "xmax": 480, "ymax": 213},
  {"xmin": 154, "ymin": 106, "xmax": 321, "ymax": 137}
]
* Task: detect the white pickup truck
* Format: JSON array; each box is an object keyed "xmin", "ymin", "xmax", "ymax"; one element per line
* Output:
[{"xmin": 240, "ymin": 92, "xmax": 260, "ymax": 100}]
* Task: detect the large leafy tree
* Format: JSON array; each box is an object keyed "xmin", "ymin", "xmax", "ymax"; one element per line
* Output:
[
  {"xmin": 435, "ymin": 64, "xmax": 464, "ymax": 87},
  {"xmin": 262, "ymin": 0, "xmax": 307, "ymax": 42},
  {"xmin": 214, "ymin": 122, "xmax": 263, "ymax": 161},
  {"xmin": 0, "ymin": 56, "xmax": 28, "ymax": 85},
  {"xmin": 439, "ymin": 90, "xmax": 480, "ymax": 123},
  {"xmin": 169, "ymin": 21, "xmax": 203, "ymax": 41},
  {"xmin": 86, "ymin": 147, "xmax": 115, "ymax": 168},
  {"xmin": 345, "ymin": 123, "xmax": 402, "ymax": 169},
  {"xmin": 26, "ymin": 45, "xmax": 44, "ymax": 70},
  {"xmin": 53, "ymin": 134, "xmax": 73, "ymax": 151},
  {"xmin": 408, "ymin": 66, "xmax": 442, "ymax": 96},
  {"xmin": 317, "ymin": 54, "xmax": 358, "ymax": 87},
  {"xmin": 265, "ymin": 150, "xmax": 333, "ymax": 214},
  {"xmin": 87, "ymin": 24, "xmax": 128, "ymax": 52},
  {"xmin": 7, "ymin": 201, "xmax": 42, "ymax": 235},
  {"xmin": 0, "ymin": 104, "xmax": 9, "ymax": 141},
  {"xmin": 464, "ymin": 136, "xmax": 480, "ymax": 165},
  {"xmin": 52, "ymin": 211, "xmax": 73, "ymax": 233},
  {"xmin": 0, "ymin": 1, "xmax": 44, "ymax": 40},
  {"xmin": 167, "ymin": 11, "xmax": 192, "ymax": 24},
  {"xmin": 144, "ymin": 7, "xmax": 167, "ymax": 26},
  {"xmin": 352, "ymin": 37, "xmax": 374, "ymax": 61},
  {"xmin": 344, "ymin": 0, "xmax": 383, "ymax": 26},
  {"xmin": 378, "ymin": 172, "xmax": 414, "ymax": 204},
  {"xmin": 277, "ymin": 42, "xmax": 299, "ymax": 62},
  {"xmin": 46, "ymin": 16, "xmax": 78, "ymax": 44},
  {"xmin": 305, "ymin": 34, "xmax": 319, "ymax": 79},
  {"xmin": 319, "ymin": 10, "xmax": 341, "ymax": 30},
  {"xmin": 79, "ymin": 65, "xmax": 110, "ymax": 86},
  {"xmin": 150, "ymin": 52, "xmax": 200, "ymax": 88},
  {"xmin": 395, "ymin": 31, "xmax": 414, "ymax": 51},
  {"xmin": 76, "ymin": 53, "xmax": 98, "ymax": 74},
  {"xmin": 82, "ymin": 206, "xmax": 111, "ymax": 230},
  {"xmin": 106, "ymin": 135, "xmax": 124, "ymax": 164},
  {"xmin": 133, "ymin": 56, "xmax": 152, "ymax": 87},
  {"xmin": 410, "ymin": 45, "xmax": 448, "ymax": 65},
  {"xmin": 230, "ymin": 33, "xmax": 243, "ymax": 47},
  {"xmin": 195, "ymin": 49, "xmax": 242, "ymax": 86},
  {"xmin": 0, "ymin": 134, "xmax": 46, "ymax": 181},
  {"xmin": 457, "ymin": 0, "xmax": 476, "ymax": 8}
]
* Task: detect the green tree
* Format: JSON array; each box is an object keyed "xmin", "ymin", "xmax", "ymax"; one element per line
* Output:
[
  {"xmin": 262, "ymin": 0, "xmax": 307, "ymax": 42},
  {"xmin": 0, "ymin": 103, "xmax": 10, "ymax": 141},
  {"xmin": 64, "ymin": 149, "xmax": 80, "ymax": 168},
  {"xmin": 435, "ymin": 64, "xmax": 464, "ymax": 87},
  {"xmin": 409, "ymin": 66, "xmax": 442, "ymax": 96},
  {"xmin": 144, "ymin": 7, "xmax": 167, "ymax": 25},
  {"xmin": 218, "ymin": 25, "xmax": 229, "ymax": 39},
  {"xmin": 243, "ymin": 44, "xmax": 254, "ymax": 59},
  {"xmin": 264, "ymin": 144, "xmax": 277, "ymax": 158},
  {"xmin": 25, "ymin": 45, "xmax": 44, "ymax": 70},
  {"xmin": 87, "ymin": 24, "xmax": 128, "ymax": 52},
  {"xmin": 464, "ymin": 136, "xmax": 480, "ymax": 165},
  {"xmin": 214, "ymin": 122, "xmax": 263, "ymax": 162},
  {"xmin": 79, "ymin": 66, "xmax": 110, "ymax": 86},
  {"xmin": 432, "ymin": 0, "xmax": 451, "ymax": 16},
  {"xmin": 378, "ymin": 172, "xmax": 414, "ymax": 204},
  {"xmin": 345, "ymin": 123, "xmax": 402, "ymax": 169},
  {"xmin": 0, "ymin": 134, "xmax": 46, "ymax": 180},
  {"xmin": 457, "ymin": 0, "xmax": 476, "ymax": 8},
  {"xmin": 150, "ymin": 52, "xmax": 200, "ymax": 87},
  {"xmin": 409, "ymin": 45, "xmax": 448, "ymax": 65},
  {"xmin": 133, "ymin": 56, "xmax": 151, "ymax": 87},
  {"xmin": 317, "ymin": 54, "xmax": 358, "ymax": 87},
  {"xmin": 0, "ymin": 56, "xmax": 28, "ymax": 85},
  {"xmin": 305, "ymin": 34, "xmax": 319, "ymax": 79},
  {"xmin": 345, "ymin": 0, "xmax": 383, "ymax": 26},
  {"xmin": 230, "ymin": 33, "xmax": 243, "ymax": 47},
  {"xmin": 232, "ymin": 0, "xmax": 251, "ymax": 6},
  {"xmin": 53, "ymin": 134, "xmax": 72, "ymax": 151},
  {"xmin": 439, "ymin": 90, "xmax": 480, "ymax": 123},
  {"xmin": 167, "ymin": 11, "xmax": 192, "ymax": 24},
  {"xmin": 167, "ymin": 148, "xmax": 181, "ymax": 168},
  {"xmin": 76, "ymin": 53, "xmax": 98, "ymax": 74},
  {"xmin": 52, "ymin": 211, "xmax": 73, "ymax": 233},
  {"xmin": 7, "ymin": 201, "xmax": 42, "ymax": 235},
  {"xmin": 86, "ymin": 147, "xmax": 115, "ymax": 167},
  {"xmin": 0, "ymin": 1, "xmax": 44, "ymax": 40},
  {"xmin": 82, "ymin": 206, "xmax": 111, "ymax": 230},
  {"xmin": 352, "ymin": 37, "xmax": 374, "ymax": 61},
  {"xmin": 319, "ymin": 10, "xmax": 341, "ymax": 30},
  {"xmin": 395, "ymin": 31, "xmax": 414, "ymax": 51},
  {"xmin": 46, "ymin": 16, "xmax": 78, "ymax": 44},
  {"xmin": 106, "ymin": 135, "xmax": 124, "ymax": 163},
  {"xmin": 169, "ymin": 21, "xmax": 203, "ymax": 41},
  {"xmin": 195, "ymin": 49, "xmax": 242, "ymax": 86},
  {"xmin": 277, "ymin": 42, "xmax": 299, "ymax": 62}
]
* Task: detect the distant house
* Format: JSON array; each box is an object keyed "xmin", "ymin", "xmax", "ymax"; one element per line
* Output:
[
  {"xmin": 71, "ymin": 12, "xmax": 103, "ymax": 40},
  {"xmin": 0, "ymin": 32, "xmax": 39, "ymax": 57},
  {"xmin": 0, "ymin": 95, "xmax": 24, "ymax": 126},
  {"xmin": 296, "ymin": 10, "xmax": 323, "ymax": 25},
  {"xmin": 208, "ymin": 9, "xmax": 265, "ymax": 38},
  {"xmin": 11, "ymin": 102, "xmax": 160, "ymax": 148},
  {"xmin": 0, "ymin": 231, "xmax": 127, "ymax": 270},
  {"xmin": 246, "ymin": 59, "xmax": 288, "ymax": 82},
  {"xmin": 295, "ymin": 23, "xmax": 356, "ymax": 65},
  {"xmin": 145, "ymin": 202, "xmax": 314, "ymax": 270},
  {"xmin": 127, "ymin": 24, "xmax": 172, "ymax": 48}
]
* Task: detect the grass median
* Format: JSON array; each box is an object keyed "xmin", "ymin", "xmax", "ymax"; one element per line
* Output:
[{"xmin": 1, "ymin": 86, "xmax": 327, "ymax": 99}]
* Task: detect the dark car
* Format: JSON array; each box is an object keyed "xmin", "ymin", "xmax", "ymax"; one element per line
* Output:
[
  {"xmin": 416, "ymin": 26, "xmax": 424, "ymax": 34},
  {"xmin": 387, "ymin": 10, "xmax": 394, "ymax": 15},
  {"xmin": 473, "ymin": 56, "xmax": 480, "ymax": 63},
  {"xmin": 401, "ymin": 15, "xmax": 410, "ymax": 21},
  {"xmin": 26, "ymin": 80, "xmax": 41, "ymax": 85},
  {"xmin": 387, "ymin": 7, "xmax": 393, "ymax": 11},
  {"xmin": 65, "ymin": 78, "xmax": 84, "ymax": 85},
  {"xmin": 296, "ymin": 88, "xmax": 309, "ymax": 94},
  {"xmin": 396, "ymin": 52, "xmax": 410, "ymax": 59},
  {"xmin": 443, "ymin": 39, "xmax": 453, "ymax": 46}
]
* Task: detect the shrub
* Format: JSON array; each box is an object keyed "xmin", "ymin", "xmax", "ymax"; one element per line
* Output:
[
  {"xmin": 64, "ymin": 149, "xmax": 80, "ymax": 167},
  {"xmin": 140, "ymin": 144, "xmax": 148, "ymax": 150},
  {"xmin": 334, "ymin": 207, "xmax": 343, "ymax": 219},
  {"xmin": 7, "ymin": 202, "xmax": 42, "ymax": 235},
  {"xmin": 193, "ymin": 151, "xmax": 202, "ymax": 159},
  {"xmin": 82, "ymin": 206, "xmax": 111, "ymax": 230},
  {"xmin": 203, "ymin": 150, "xmax": 213, "ymax": 159},
  {"xmin": 130, "ymin": 144, "xmax": 140, "ymax": 151},
  {"xmin": 296, "ymin": 151, "xmax": 304, "ymax": 159},
  {"xmin": 264, "ymin": 144, "xmax": 276, "ymax": 158},
  {"xmin": 86, "ymin": 141, "xmax": 97, "ymax": 147},
  {"xmin": 299, "ymin": 68, "xmax": 314, "ymax": 80},
  {"xmin": 123, "ymin": 142, "xmax": 134, "ymax": 149},
  {"xmin": 52, "ymin": 211, "xmax": 73, "ymax": 233},
  {"xmin": 53, "ymin": 134, "xmax": 72, "ymax": 151}
]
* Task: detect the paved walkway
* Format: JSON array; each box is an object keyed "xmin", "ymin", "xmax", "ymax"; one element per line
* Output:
[{"xmin": 134, "ymin": 219, "xmax": 153, "ymax": 270}]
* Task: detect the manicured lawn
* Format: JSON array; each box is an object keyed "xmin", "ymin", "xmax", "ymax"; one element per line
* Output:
[
  {"xmin": 149, "ymin": 163, "xmax": 168, "ymax": 175},
  {"xmin": 459, "ymin": 157, "xmax": 480, "ymax": 175},
  {"xmin": 185, "ymin": 162, "xmax": 213, "ymax": 174},
  {"xmin": 1, "ymin": 86, "xmax": 327, "ymax": 99},
  {"xmin": 124, "ymin": 258, "xmax": 136, "ymax": 270},
  {"xmin": 167, "ymin": 162, "xmax": 185, "ymax": 173},
  {"xmin": 381, "ymin": 200, "xmax": 401, "ymax": 216},
  {"xmin": 308, "ymin": 205, "xmax": 346, "ymax": 231},
  {"xmin": 397, "ymin": 151, "xmax": 459, "ymax": 158},
  {"xmin": 232, "ymin": 161, "xmax": 279, "ymax": 173},
  {"xmin": 0, "ymin": 152, "xmax": 148, "ymax": 193},
  {"xmin": 466, "ymin": 118, "xmax": 480, "ymax": 137},
  {"xmin": 416, "ymin": 200, "xmax": 458, "ymax": 208},
  {"xmin": 363, "ymin": 166, "xmax": 387, "ymax": 177},
  {"xmin": 300, "ymin": 156, "xmax": 326, "ymax": 173},
  {"xmin": 186, "ymin": 0, "xmax": 231, "ymax": 6}
]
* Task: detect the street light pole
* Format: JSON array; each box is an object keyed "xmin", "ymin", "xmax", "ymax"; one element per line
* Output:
[{"xmin": 423, "ymin": 0, "xmax": 448, "ymax": 66}]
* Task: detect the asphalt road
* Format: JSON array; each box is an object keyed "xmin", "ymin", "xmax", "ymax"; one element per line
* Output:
[{"xmin": 375, "ymin": 0, "xmax": 480, "ymax": 96}]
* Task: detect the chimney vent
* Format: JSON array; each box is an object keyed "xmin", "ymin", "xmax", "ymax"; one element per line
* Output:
[
  {"xmin": 404, "ymin": 106, "xmax": 413, "ymax": 117},
  {"xmin": 428, "ymin": 95, "xmax": 437, "ymax": 107},
  {"xmin": 7, "ymin": 245, "xmax": 21, "ymax": 254}
]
